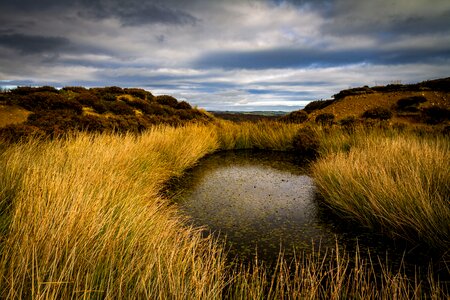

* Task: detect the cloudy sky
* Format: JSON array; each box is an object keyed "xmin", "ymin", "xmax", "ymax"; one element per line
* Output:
[{"xmin": 1, "ymin": 0, "xmax": 449, "ymax": 111}]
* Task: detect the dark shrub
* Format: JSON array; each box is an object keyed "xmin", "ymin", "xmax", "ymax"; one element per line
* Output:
[
  {"xmin": 421, "ymin": 106, "xmax": 450, "ymax": 124},
  {"xmin": 395, "ymin": 96, "xmax": 427, "ymax": 112},
  {"xmin": 362, "ymin": 107, "xmax": 392, "ymax": 120},
  {"xmin": 27, "ymin": 109, "xmax": 75, "ymax": 124},
  {"xmin": 48, "ymin": 98, "xmax": 83, "ymax": 114},
  {"xmin": 17, "ymin": 92, "xmax": 83, "ymax": 114},
  {"xmin": 35, "ymin": 86, "xmax": 59, "ymax": 93},
  {"xmin": 91, "ymin": 87, "xmax": 124, "ymax": 101},
  {"xmin": 419, "ymin": 77, "xmax": 450, "ymax": 92},
  {"xmin": 73, "ymin": 92, "xmax": 106, "ymax": 113},
  {"xmin": 176, "ymin": 109, "xmax": 201, "ymax": 120},
  {"xmin": 148, "ymin": 103, "xmax": 171, "ymax": 116},
  {"xmin": 62, "ymin": 86, "xmax": 88, "ymax": 93},
  {"xmin": 10, "ymin": 87, "xmax": 36, "ymax": 95},
  {"xmin": 156, "ymin": 95, "xmax": 178, "ymax": 108},
  {"xmin": 91, "ymin": 101, "xmax": 108, "ymax": 114},
  {"xmin": 110, "ymin": 115, "xmax": 141, "ymax": 133},
  {"xmin": 124, "ymin": 88, "xmax": 153, "ymax": 100},
  {"xmin": 280, "ymin": 110, "xmax": 308, "ymax": 123},
  {"xmin": 75, "ymin": 92, "xmax": 100, "ymax": 106},
  {"xmin": 315, "ymin": 113, "xmax": 335, "ymax": 126},
  {"xmin": 126, "ymin": 99, "xmax": 153, "ymax": 114},
  {"xmin": 176, "ymin": 101, "xmax": 192, "ymax": 110},
  {"xmin": 0, "ymin": 93, "xmax": 9, "ymax": 104},
  {"xmin": 105, "ymin": 101, "xmax": 135, "ymax": 115},
  {"xmin": 0, "ymin": 124, "xmax": 45, "ymax": 142},
  {"xmin": 100, "ymin": 93, "xmax": 116, "ymax": 101},
  {"xmin": 101, "ymin": 86, "xmax": 124, "ymax": 94},
  {"xmin": 11, "ymin": 86, "xmax": 59, "ymax": 95},
  {"xmin": 303, "ymin": 99, "xmax": 335, "ymax": 113},
  {"xmin": 78, "ymin": 115, "xmax": 111, "ymax": 132},
  {"xmin": 339, "ymin": 115, "xmax": 358, "ymax": 130},
  {"xmin": 292, "ymin": 126, "xmax": 320, "ymax": 158},
  {"xmin": 26, "ymin": 110, "xmax": 84, "ymax": 136}
]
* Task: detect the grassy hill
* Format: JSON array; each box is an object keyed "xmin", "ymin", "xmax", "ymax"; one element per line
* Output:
[
  {"xmin": 284, "ymin": 77, "xmax": 450, "ymax": 126},
  {"xmin": 0, "ymin": 86, "xmax": 211, "ymax": 141},
  {"xmin": 2, "ymin": 78, "xmax": 449, "ymax": 142}
]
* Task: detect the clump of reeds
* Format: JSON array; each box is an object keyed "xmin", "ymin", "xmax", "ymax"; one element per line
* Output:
[
  {"xmin": 313, "ymin": 133, "xmax": 450, "ymax": 250},
  {"xmin": 0, "ymin": 125, "xmax": 225, "ymax": 299}
]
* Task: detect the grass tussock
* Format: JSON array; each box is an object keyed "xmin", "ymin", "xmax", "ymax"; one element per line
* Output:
[
  {"xmin": 313, "ymin": 133, "xmax": 450, "ymax": 249},
  {"xmin": 0, "ymin": 124, "xmax": 225, "ymax": 299}
]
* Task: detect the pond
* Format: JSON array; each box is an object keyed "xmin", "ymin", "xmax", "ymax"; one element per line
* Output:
[{"xmin": 170, "ymin": 150, "xmax": 445, "ymax": 273}]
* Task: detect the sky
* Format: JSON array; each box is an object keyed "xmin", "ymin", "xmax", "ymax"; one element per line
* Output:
[{"xmin": 0, "ymin": 0, "xmax": 449, "ymax": 111}]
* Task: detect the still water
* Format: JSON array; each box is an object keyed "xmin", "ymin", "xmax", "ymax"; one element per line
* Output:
[{"xmin": 171, "ymin": 150, "xmax": 444, "ymax": 271}]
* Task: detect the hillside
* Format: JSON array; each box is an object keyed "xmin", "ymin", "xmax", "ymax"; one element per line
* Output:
[
  {"xmin": 2, "ymin": 78, "xmax": 449, "ymax": 142},
  {"xmin": 0, "ymin": 86, "xmax": 211, "ymax": 141},
  {"xmin": 308, "ymin": 90, "xmax": 449, "ymax": 121},
  {"xmin": 286, "ymin": 77, "xmax": 450, "ymax": 125}
]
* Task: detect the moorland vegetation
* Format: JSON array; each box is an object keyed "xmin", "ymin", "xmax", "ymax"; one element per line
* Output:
[
  {"xmin": 0, "ymin": 80, "xmax": 449, "ymax": 298},
  {"xmin": 0, "ymin": 86, "xmax": 210, "ymax": 142}
]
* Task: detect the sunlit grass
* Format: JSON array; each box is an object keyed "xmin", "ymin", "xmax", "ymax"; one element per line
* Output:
[
  {"xmin": 0, "ymin": 125, "xmax": 225, "ymax": 299},
  {"xmin": 313, "ymin": 131, "xmax": 450, "ymax": 250},
  {"xmin": 215, "ymin": 119, "xmax": 300, "ymax": 150},
  {"xmin": 0, "ymin": 122, "xmax": 448, "ymax": 298}
]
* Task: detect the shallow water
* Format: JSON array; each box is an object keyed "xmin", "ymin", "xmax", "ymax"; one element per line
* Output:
[
  {"xmin": 171, "ymin": 150, "xmax": 446, "ymax": 271},
  {"xmin": 171, "ymin": 150, "xmax": 339, "ymax": 260}
]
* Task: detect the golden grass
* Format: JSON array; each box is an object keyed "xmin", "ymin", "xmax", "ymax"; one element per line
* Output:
[
  {"xmin": 227, "ymin": 245, "xmax": 447, "ymax": 299},
  {"xmin": 0, "ymin": 122, "xmax": 448, "ymax": 298},
  {"xmin": 0, "ymin": 125, "xmax": 225, "ymax": 299},
  {"xmin": 313, "ymin": 131, "xmax": 450, "ymax": 249},
  {"xmin": 0, "ymin": 105, "xmax": 32, "ymax": 128},
  {"xmin": 215, "ymin": 119, "xmax": 300, "ymax": 150}
]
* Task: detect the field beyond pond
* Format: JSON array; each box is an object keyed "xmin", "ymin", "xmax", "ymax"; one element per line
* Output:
[{"xmin": 1, "ymin": 120, "xmax": 449, "ymax": 299}]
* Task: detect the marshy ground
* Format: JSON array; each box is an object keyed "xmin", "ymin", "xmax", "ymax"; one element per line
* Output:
[{"xmin": 0, "ymin": 82, "xmax": 449, "ymax": 298}]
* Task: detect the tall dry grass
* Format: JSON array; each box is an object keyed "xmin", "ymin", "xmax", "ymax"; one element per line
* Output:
[
  {"xmin": 313, "ymin": 133, "xmax": 450, "ymax": 250},
  {"xmin": 215, "ymin": 120, "xmax": 300, "ymax": 150},
  {"xmin": 227, "ymin": 245, "xmax": 447, "ymax": 299},
  {"xmin": 0, "ymin": 122, "xmax": 448, "ymax": 298},
  {"xmin": 0, "ymin": 125, "xmax": 225, "ymax": 299}
]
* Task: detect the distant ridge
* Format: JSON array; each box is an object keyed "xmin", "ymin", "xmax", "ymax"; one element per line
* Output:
[{"xmin": 283, "ymin": 77, "xmax": 450, "ymax": 125}]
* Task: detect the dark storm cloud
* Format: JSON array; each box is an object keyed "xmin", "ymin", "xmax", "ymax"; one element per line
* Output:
[
  {"xmin": 1, "ymin": 0, "xmax": 449, "ymax": 111},
  {"xmin": 78, "ymin": 0, "xmax": 198, "ymax": 26},
  {"xmin": 324, "ymin": 10, "xmax": 450, "ymax": 38},
  {"xmin": 194, "ymin": 47, "xmax": 450, "ymax": 69},
  {"xmin": 0, "ymin": 33, "xmax": 70, "ymax": 55},
  {"xmin": 0, "ymin": 0, "xmax": 198, "ymax": 26},
  {"xmin": 275, "ymin": 0, "xmax": 450, "ymax": 40},
  {"xmin": 321, "ymin": 0, "xmax": 450, "ymax": 37}
]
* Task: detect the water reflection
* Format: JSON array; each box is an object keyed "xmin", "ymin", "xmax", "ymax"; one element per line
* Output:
[
  {"xmin": 170, "ymin": 150, "xmax": 448, "ymax": 286},
  {"xmin": 172, "ymin": 150, "xmax": 337, "ymax": 260}
]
